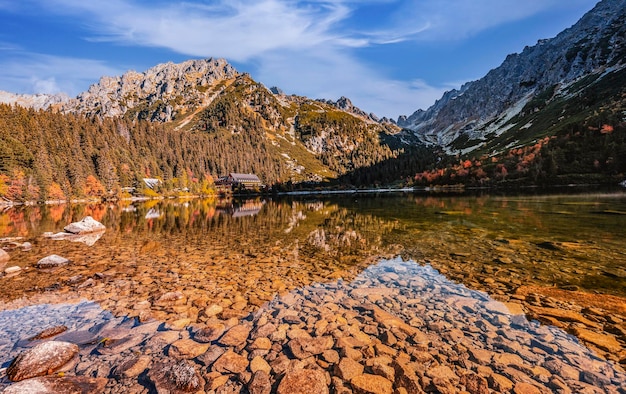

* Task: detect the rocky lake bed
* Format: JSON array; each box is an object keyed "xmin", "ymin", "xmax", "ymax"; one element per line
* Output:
[{"xmin": 0, "ymin": 194, "xmax": 625, "ymax": 393}]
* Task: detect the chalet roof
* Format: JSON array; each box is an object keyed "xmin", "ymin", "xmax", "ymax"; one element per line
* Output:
[{"xmin": 229, "ymin": 173, "xmax": 261, "ymax": 183}]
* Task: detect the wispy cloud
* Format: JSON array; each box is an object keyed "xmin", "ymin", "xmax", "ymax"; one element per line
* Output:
[
  {"xmin": 379, "ymin": 0, "xmax": 596, "ymax": 42},
  {"xmin": 255, "ymin": 47, "xmax": 451, "ymax": 118},
  {"xmin": 37, "ymin": 0, "xmax": 356, "ymax": 61},
  {"xmin": 0, "ymin": 0, "xmax": 597, "ymax": 116},
  {"xmin": 0, "ymin": 51, "xmax": 122, "ymax": 96}
]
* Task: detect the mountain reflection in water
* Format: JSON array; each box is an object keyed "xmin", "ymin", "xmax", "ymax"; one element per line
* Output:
[{"xmin": 0, "ymin": 193, "xmax": 625, "ymax": 365}]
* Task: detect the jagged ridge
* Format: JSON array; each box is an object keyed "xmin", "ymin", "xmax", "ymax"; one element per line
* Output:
[{"xmin": 398, "ymin": 0, "xmax": 626, "ymax": 152}]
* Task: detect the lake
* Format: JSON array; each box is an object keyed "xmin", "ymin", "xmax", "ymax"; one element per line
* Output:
[{"xmin": 0, "ymin": 191, "xmax": 625, "ymax": 392}]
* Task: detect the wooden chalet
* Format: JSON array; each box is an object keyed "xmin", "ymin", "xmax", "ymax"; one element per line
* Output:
[{"xmin": 215, "ymin": 173, "xmax": 263, "ymax": 191}]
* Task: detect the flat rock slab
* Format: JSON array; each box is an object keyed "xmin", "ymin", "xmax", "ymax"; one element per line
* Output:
[
  {"xmin": 7, "ymin": 341, "xmax": 79, "ymax": 381},
  {"xmin": 63, "ymin": 216, "xmax": 106, "ymax": 234},
  {"xmin": 2, "ymin": 376, "xmax": 108, "ymax": 394},
  {"xmin": 28, "ymin": 325, "xmax": 68, "ymax": 341}
]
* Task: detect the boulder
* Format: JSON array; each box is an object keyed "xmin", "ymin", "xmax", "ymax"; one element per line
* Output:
[
  {"xmin": 63, "ymin": 216, "xmax": 105, "ymax": 234},
  {"xmin": 35, "ymin": 254, "xmax": 70, "ymax": 269},
  {"xmin": 7, "ymin": 341, "xmax": 79, "ymax": 381},
  {"xmin": 2, "ymin": 376, "xmax": 107, "ymax": 394}
]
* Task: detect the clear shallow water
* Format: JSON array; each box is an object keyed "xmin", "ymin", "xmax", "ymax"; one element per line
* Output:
[
  {"xmin": 1, "ymin": 258, "xmax": 624, "ymax": 390},
  {"xmin": 0, "ymin": 192, "xmax": 625, "ymax": 308}
]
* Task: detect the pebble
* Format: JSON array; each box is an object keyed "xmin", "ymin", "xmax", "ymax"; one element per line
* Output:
[{"xmin": 0, "ymin": 258, "xmax": 625, "ymax": 393}]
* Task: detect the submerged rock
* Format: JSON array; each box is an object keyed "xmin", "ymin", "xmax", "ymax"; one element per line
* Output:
[
  {"xmin": 35, "ymin": 255, "xmax": 70, "ymax": 269},
  {"xmin": 63, "ymin": 216, "xmax": 105, "ymax": 234},
  {"xmin": 28, "ymin": 325, "xmax": 68, "ymax": 341},
  {"xmin": 7, "ymin": 341, "xmax": 79, "ymax": 381},
  {"xmin": 2, "ymin": 376, "xmax": 108, "ymax": 394}
]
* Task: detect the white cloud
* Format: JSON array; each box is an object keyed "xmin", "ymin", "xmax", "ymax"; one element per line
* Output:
[
  {"xmin": 382, "ymin": 0, "xmax": 598, "ymax": 42},
  {"xmin": 0, "ymin": 52, "xmax": 122, "ymax": 96},
  {"xmin": 255, "ymin": 47, "xmax": 450, "ymax": 118},
  {"xmin": 41, "ymin": 0, "xmax": 356, "ymax": 61},
  {"xmin": 1, "ymin": 0, "xmax": 598, "ymax": 116}
]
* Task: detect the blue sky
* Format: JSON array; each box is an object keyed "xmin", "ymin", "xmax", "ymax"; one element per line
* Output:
[{"xmin": 0, "ymin": 0, "xmax": 599, "ymax": 118}]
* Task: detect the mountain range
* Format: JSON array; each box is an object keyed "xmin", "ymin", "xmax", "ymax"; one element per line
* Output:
[{"xmin": 0, "ymin": 0, "xmax": 625, "ymax": 201}]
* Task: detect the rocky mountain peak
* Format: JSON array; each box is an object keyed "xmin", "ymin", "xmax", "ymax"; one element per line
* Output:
[
  {"xmin": 64, "ymin": 58, "xmax": 238, "ymax": 121},
  {"xmin": 398, "ymin": 0, "xmax": 626, "ymax": 150},
  {"xmin": 318, "ymin": 96, "xmax": 381, "ymax": 124},
  {"xmin": 0, "ymin": 91, "xmax": 69, "ymax": 110}
]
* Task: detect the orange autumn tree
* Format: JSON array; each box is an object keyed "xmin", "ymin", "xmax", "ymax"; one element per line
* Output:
[
  {"xmin": 47, "ymin": 182, "xmax": 66, "ymax": 201},
  {"xmin": 84, "ymin": 175, "xmax": 106, "ymax": 198}
]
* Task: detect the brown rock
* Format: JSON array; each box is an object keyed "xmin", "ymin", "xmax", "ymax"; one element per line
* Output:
[
  {"xmin": 492, "ymin": 353, "xmax": 524, "ymax": 367},
  {"xmin": 392, "ymin": 360, "xmax": 423, "ymax": 393},
  {"xmin": 366, "ymin": 305, "xmax": 427, "ymax": 342},
  {"xmin": 335, "ymin": 357, "xmax": 364, "ymax": 381},
  {"xmin": 351, "ymin": 374, "xmax": 393, "ymax": 394},
  {"xmin": 112, "ymin": 355, "xmax": 151, "ymax": 379},
  {"xmin": 488, "ymin": 373, "xmax": 514, "ymax": 392},
  {"xmin": 7, "ymin": 341, "xmax": 79, "ymax": 382},
  {"xmin": 148, "ymin": 360, "xmax": 203, "ymax": 393},
  {"xmin": 527, "ymin": 306, "xmax": 601, "ymax": 328},
  {"xmin": 460, "ymin": 373, "xmax": 489, "ymax": 394},
  {"xmin": 571, "ymin": 327, "xmax": 622, "ymax": 353},
  {"xmin": 248, "ymin": 370, "xmax": 272, "ymax": 394},
  {"xmin": 197, "ymin": 346, "xmax": 226, "ymax": 367},
  {"xmin": 155, "ymin": 291, "xmax": 186, "ymax": 306},
  {"xmin": 213, "ymin": 350, "xmax": 249, "ymax": 374},
  {"xmin": 168, "ymin": 338, "xmax": 210, "ymax": 359},
  {"xmin": 322, "ymin": 350, "xmax": 340, "ymax": 364},
  {"xmin": 302, "ymin": 335, "xmax": 334, "ymax": 355},
  {"xmin": 2, "ymin": 376, "xmax": 108, "ymax": 394},
  {"xmin": 203, "ymin": 304, "xmax": 224, "ymax": 317},
  {"xmin": 513, "ymin": 382, "xmax": 542, "ymax": 394},
  {"xmin": 193, "ymin": 323, "xmax": 226, "ymax": 343},
  {"xmin": 206, "ymin": 372, "xmax": 230, "ymax": 391},
  {"xmin": 250, "ymin": 337, "xmax": 272, "ymax": 350},
  {"xmin": 250, "ymin": 356, "xmax": 272, "ymax": 374},
  {"xmin": 219, "ymin": 324, "xmax": 251, "ymax": 347},
  {"xmin": 251, "ymin": 323, "xmax": 277, "ymax": 339},
  {"xmin": 277, "ymin": 369, "xmax": 329, "ymax": 394}
]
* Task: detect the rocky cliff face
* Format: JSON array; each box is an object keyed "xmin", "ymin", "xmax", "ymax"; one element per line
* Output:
[
  {"xmin": 0, "ymin": 91, "xmax": 69, "ymax": 110},
  {"xmin": 399, "ymin": 0, "xmax": 626, "ymax": 151},
  {"xmin": 64, "ymin": 58, "xmax": 238, "ymax": 122}
]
